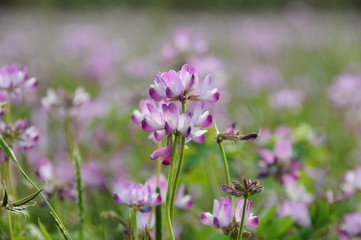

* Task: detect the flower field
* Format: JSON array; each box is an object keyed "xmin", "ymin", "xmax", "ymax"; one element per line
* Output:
[{"xmin": 0, "ymin": 6, "xmax": 361, "ymax": 240}]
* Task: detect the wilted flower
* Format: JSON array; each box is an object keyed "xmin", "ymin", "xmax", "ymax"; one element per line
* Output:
[
  {"xmin": 216, "ymin": 122, "xmax": 259, "ymax": 143},
  {"xmin": 339, "ymin": 211, "xmax": 361, "ymax": 240},
  {"xmin": 113, "ymin": 182, "xmax": 162, "ymax": 212},
  {"xmin": 149, "ymin": 64, "xmax": 220, "ymax": 103},
  {"xmin": 0, "ymin": 64, "xmax": 38, "ymax": 93},
  {"xmin": 200, "ymin": 197, "xmax": 259, "ymax": 235}
]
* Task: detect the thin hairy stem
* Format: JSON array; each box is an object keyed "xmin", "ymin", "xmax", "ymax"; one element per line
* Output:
[
  {"xmin": 155, "ymin": 143, "xmax": 162, "ymax": 240},
  {"xmin": 165, "ymin": 133, "xmax": 179, "ymax": 240},
  {"xmin": 217, "ymin": 141, "xmax": 231, "ymax": 186},
  {"xmin": 169, "ymin": 134, "xmax": 185, "ymax": 222},
  {"xmin": 64, "ymin": 114, "xmax": 84, "ymax": 240},
  {"xmin": 237, "ymin": 196, "xmax": 248, "ymax": 240}
]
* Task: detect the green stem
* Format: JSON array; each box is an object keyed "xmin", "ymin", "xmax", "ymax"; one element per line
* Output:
[
  {"xmin": 74, "ymin": 148, "xmax": 84, "ymax": 240},
  {"xmin": 165, "ymin": 133, "xmax": 179, "ymax": 240},
  {"xmin": 237, "ymin": 196, "xmax": 248, "ymax": 240},
  {"xmin": 0, "ymin": 135, "xmax": 72, "ymax": 239},
  {"xmin": 64, "ymin": 114, "xmax": 84, "ymax": 240},
  {"xmin": 7, "ymin": 212, "xmax": 13, "ymax": 240},
  {"xmin": 133, "ymin": 209, "xmax": 138, "ymax": 240},
  {"xmin": 217, "ymin": 141, "xmax": 231, "ymax": 186},
  {"xmin": 169, "ymin": 134, "xmax": 185, "ymax": 222},
  {"xmin": 155, "ymin": 143, "xmax": 162, "ymax": 240},
  {"xmin": 4, "ymin": 91, "xmax": 14, "ymax": 239},
  {"xmin": 155, "ymin": 188, "xmax": 162, "ymax": 240},
  {"xmin": 169, "ymin": 101, "xmax": 187, "ymax": 224}
]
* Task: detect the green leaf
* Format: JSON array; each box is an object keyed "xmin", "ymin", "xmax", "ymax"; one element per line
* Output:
[
  {"xmin": 256, "ymin": 205, "xmax": 277, "ymax": 233},
  {"xmin": 13, "ymin": 188, "xmax": 43, "ymax": 207},
  {"xmin": 207, "ymin": 232, "xmax": 228, "ymax": 240},
  {"xmin": 310, "ymin": 200, "xmax": 330, "ymax": 228},
  {"xmin": 38, "ymin": 218, "xmax": 53, "ymax": 240},
  {"xmin": 2, "ymin": 188, "xmax": 8, "ymax": 207}
]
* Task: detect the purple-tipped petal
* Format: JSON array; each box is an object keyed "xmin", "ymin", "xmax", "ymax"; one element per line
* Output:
[
  {"xmin": 213, "ymin": 217, "xmax": 220, "ymax": 228},
  {"xmin": 141, "ymin": 119, "xmax": 156, "ymax": 132},
  {"xmin": 225, "ymin": 122, "xmax": 237, "ymax": 134},
  {"xmin": 182, "ymin": 126, "xmax": 191, "ymax": 138},
  {"xmin": 193, "ymin": 134, "xmax": 206, "ymax": 144},
  {"xmin": 208, "ymin": 91, "xmax": 220, "ymax": 102},
  {"xmin": 150, "ymin": 146, "xmax": 170, "ymax": 160},
  {"xmin": 201, "ymin": 212, "xmax": 213, "ymax": 225},
  {"xmin": 113, "ymin": 193, "xmax": 123, "ymax": 204},
  {"xmin": 154, "ymin": 131, "xmax": 166, "ymax": 142},
  {"xmin": 165, "ymin": 122, "xmax": 173, "ymax": 135},
  {"xmin": 201, "ymin": 114, "xmax": 213, "ymax": 127},
  {"xmin": 161, "ymin": 155, "xmax": 171, "ymax": 165},
  {"xmin": 149, "ymin": 87, "xmax": 163, "ymax": 101},
  {"xmin": 246, "ymin": 216, "xmax": 259, "ymax": 229},
  {"xmin": 166, "ymin": 87, "xmax": 176, "ymax": 98}
]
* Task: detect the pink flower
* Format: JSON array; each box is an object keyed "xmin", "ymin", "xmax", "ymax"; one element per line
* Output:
[
  {"xmin": 0, "ymin": 64, "xmax": 38, "ymax": 92},
  {"xmin": 339, "ymin": 211, "xmax": 361, "ymax": 240},
  {"xmin": 137, "ymin": 211, "xmax": 155, "ymax": 232},
  {"xmin": 113, "ymin": 182, "xmax": 162, "ymax": 211},
  {"xmin": 41, "ymin": 87, "xmax": 90, "ymax": 110},
  {"xmin": 235, "ymin": 199, "xmax": 259, "ymax": 229},
  {"xmin": 0, "ymin": 119, "xmax": 39, "ymax": 150},
  {"xmin": 138, "ymin": 101, "xmax": 212, "ymax": 164},
  {"xmin": 36, "ymin": 158, "xmax": 76, "ymax": 201},
  {"xmin": 201, "ymin": 197, "xmax": 234, "ymax": 229},
  {"xmin": 149, "ymin": 64, "xmax": 219, "ymax": 103},
  {"xmin": 200, "ymin": 197, "xmax": 259, "ymax": 231},
  {"xmin": 342, "ymin": 167, "xmax": 361, "ymax": 197},
  {"xmin": 145, "ymin": 174, "xmax": 192, "ymax": 209},
  {"xmin": 277, "ymin": 201, "xmax": 310, "ymax": 227}
]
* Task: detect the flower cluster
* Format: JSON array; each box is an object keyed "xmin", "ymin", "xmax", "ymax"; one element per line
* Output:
[
  {"xmin": 113, "ymin": 182, "xmax": 162, "ymax": 212},
  {"xmin": 113, "ymin": 174, "xmax": 193, "ymax": 212},
  {"xmin": 0, "ymin": 64, "xmax": 38, "ymax": 93},
  {"xmin": 277, "ymin": 176, "xmax": 313, "ymax": 226},
  {"xmin": 149, "ymin": 64, "xmax": 219, "ymax": 103},
  {"xmin": 0, "ymin": 119, "xmax": 39, "ymax": 150},
  {"xmin": 200, "ymin": 197, "xmax": 259, "ymax": 236},
  {"xmin": 256, "ymin": 126, "xmax": 303, "ymax": 182},
  {"xmin": 132, "ymin": 64, "xmax": 219, "ymax": 164}
]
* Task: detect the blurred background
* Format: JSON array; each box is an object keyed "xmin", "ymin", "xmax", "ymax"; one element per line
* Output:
[{"xmin": 1, "ymin": 0, "xmax": 361, "ymax": 239}]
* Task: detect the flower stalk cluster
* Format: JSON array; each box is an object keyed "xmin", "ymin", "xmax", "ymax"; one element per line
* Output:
[{"xmin": 130, "ymin": 64, "xmax": 219, "ymax": 239}]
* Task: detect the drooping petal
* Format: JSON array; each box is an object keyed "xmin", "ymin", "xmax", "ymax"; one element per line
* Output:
[{"xmin": 201, "ymin": 212, "xmax": 214, "ymax": 225}]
